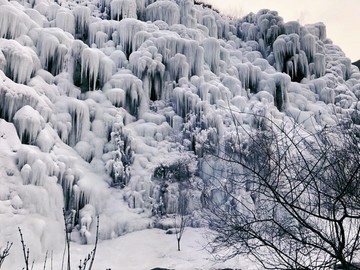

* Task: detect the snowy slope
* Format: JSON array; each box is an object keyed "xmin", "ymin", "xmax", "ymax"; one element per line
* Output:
[
  {"xmin": 2, "ymin": 227, "xmax": 256, "ymax": 270},
  {"xmin": 1, "ymin": 0, "xmax": 360, "ymax": 268}
]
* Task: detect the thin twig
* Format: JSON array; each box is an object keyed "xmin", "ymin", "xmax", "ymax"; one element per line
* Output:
[
  {"xmin": 61, "ymin": 241, "xmax": 66, "ymax": 270},
  {"xmin": 88, "ymin": 216, "xmax": 99, "ymax": 270},
  {"xmin": 63, "ymin": 208, "xmax": 71, "ymax": 270},
  {"xmin": 0, "ymin": 241, "xmax": 13, "ymax": 268},
  {"xmin": 51, "ymin": 250, "xmax": 53, "ymax": 270},
  {"xmin": 18, "ymin": 227, "xmax": 29, "ymax": 270},
  {"xmin": 43, "ymin": 251, "xmax": 48, "ymax": 270}
]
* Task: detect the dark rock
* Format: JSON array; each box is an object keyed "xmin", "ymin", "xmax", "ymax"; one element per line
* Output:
[{"xmin": 353, "ymin": 60, "xmax": 360, "ymax": 69}]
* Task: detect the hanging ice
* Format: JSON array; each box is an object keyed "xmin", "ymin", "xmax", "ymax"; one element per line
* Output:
[
  {"xmin": 0, "ymin": 39, "xmax": 40, "ymax": 84},
  {"xmin": 111, "ymin": 0, "xmax": 137, "ymax": 20},
  {"xmin": 0, "ymin": 3, "xmax": 38, "ymax": 39},
  {"xmin": 0, "ymin": 0, "xmax": 359, "ymax": 260},
  {"xmin": 145, "ymin": 0, "xmax": 180, "ymax": 26},
  {"xmin": 13, "ymin": 105, "xmax": 44, "ymax": 144}
]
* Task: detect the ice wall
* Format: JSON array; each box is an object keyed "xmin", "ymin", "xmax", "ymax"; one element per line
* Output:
[{"xmin": 0, "ymin": 0, "xmax": 359, "ymax": 259}]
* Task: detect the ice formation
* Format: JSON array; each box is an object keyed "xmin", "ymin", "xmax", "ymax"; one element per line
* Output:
[{"xmin": 0, "ymin": 0, "xmax": 360, "ymax": 263}]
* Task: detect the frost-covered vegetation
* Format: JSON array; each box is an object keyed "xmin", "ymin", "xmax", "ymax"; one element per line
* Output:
[
  {"xmin": 0, "ymin": 0, "xmax": 360, "ymax": 268},
  {"xmin": 204, "ymin": 116, "xmax": 360, "ymax": 269}
]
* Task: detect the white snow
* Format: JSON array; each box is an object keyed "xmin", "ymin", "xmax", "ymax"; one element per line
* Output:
[{"xmin": 1, "ymin": 227, "xmax": 255, "ymax": 270}]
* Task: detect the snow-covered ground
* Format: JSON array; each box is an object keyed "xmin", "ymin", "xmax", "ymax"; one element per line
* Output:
[{"xmin": 2, "ymin": 227, "xmax": 255, "ymax": 270}]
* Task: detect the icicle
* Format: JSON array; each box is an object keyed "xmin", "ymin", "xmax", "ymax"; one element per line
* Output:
[
  {"xmin": 216, "ymin": 14, "xmax": 231, "ymax": 39},
  {"xmin": 245, "ymin": 40, "xmax": 260, "ymax": 52},
  {"xmin": 0, "ymin": 50, "xmax": 6, "ymax": 72},
  {"xmin": 273, "ymin": 37, "xmax": 286, "ymax": 71},
  {"xmin": 79, "ymin": 204, "xmax": 96, "ymax": 243},
  {"xmin": 113, "ymin": 18, "xmax": 149, "ymax": 56},
  {"xmin": 35, "ymin": 124, "xmax": 57, "ymax": 153},
  {"xmin": 176, "ymin": 0, "xmax": 196, "ymax": 28},
  {"xmin": 237, "ymin": 62, "xmax": 261, "ymax": 93},
  {"xmin": 145, "ymin": 1, "xmax": 180, "ymax": 26},
  {"xmin": 338, "ymin": 57, "xmax": 352, "ymax": 80},
  {"xmin": 315, "ymin": 22, "xmax": 327, "ymax": 41},
  {"xmin": 24, "ymin": 9, "xmax": 46, "ymax": 28},
  {"xmin": 0, "ymin": 77, "xmax": 39, "ymax": 121},
  {"xmin": 75, "ymin": 141, "xmax": 94, "ymax": 162},
  {"xmin": 245, "ymin": 51, "xmax": 263, "ymax": 63},
  {"xmin": 109, "ymin": 50, "xmax": 128, "ymax": 69},
  {"xmin": 110, "ymin": 0, "xmax": 137, "ymax": 20},
  {"xmin": 172, "ymin": 86, "xmax": 201, "ymax": 118},
  {"xmin": 272, "ymin": 34, "xmax": 308, "ymax": 81},
  {"xmin": 0, "ymin": 39, "xmax": 40, "ymax": 84},
  {"xmin": 301, "ymin": 34, "xmax": 316, "ymax": 62},
  {"xmin": 73, "ymin": 6, "xmax": 91, "ymax": 39},
  {"xmin": 314, "ymin": 53, "xmax": 325, "ymax": 78},
  {"xmin": 285, "ymin": 51, "xmax": 309, "ymax": 82},
  {"xmin": 258, "ymin": 16, "xmax": 270, "ymax": 39},
  {"xmin": 252, "ymin": 58, "xmax": 272, "ymax": 72},
  {"xmin": 185, "ymin": 40, "xmax": 204, "ymax": 77},
  {"xmin": 13, "ymin": 105, "xmax": 44, "ymax": 144},
  {"xmin": 103, "ymin": 71, "xmax": 145, "ymax": 116},
  {"xmin": 202, "ymin": 14, "xmax": 218, "ymax": 38},
  {"xmin": 202, "ymin": 38, "xmax": 220, "ymax": 74},
  {"xmin": 284, "ymin": 21, "xmax": 300, "ymax": 35},
  {"xmin": 319, "ymin": 87, "xmax": 335, "ymax": 104},
  {"xmin": 0, "ymin": 4, "xmax": 37, "ymax": 39},
  {"xmin": 88, "ymin": 20, "xmax": 114, "ymax": 46},
  {"xmin": 168, "ymin": 53, "xmax": 189, "ymax": 82},
  {"xmin": 129, "ymin": 47, "xmax": 165, "ymax": 100},
  {"xmin": 265, "ymin": 73, "xmax": 290, "ymax": 111},
  {"xmin": 81, "ymin": 48, "xmax": 100, "ymax": 91},
  {"xmin": 33, "ymin": 31, "xmax": 67, "ymax": 76},
  {"xmin": 21, "ymin": 164, "xmax": 32, "ymax": 185},
  {"xmin": 66, "ymin": 98, "xmax": 91, "ymax": 146},
  {"xmin": 44, "ymin": 3, "xmax": 61, "ymax": 21},
  {"xmin": 30, "ymin": 159, "xmax": 47, "ymax": 186},
  {"xmin": 81, "ymin": 48, "xmax": 116, "ymax": 91},
  {"xmin": 1, "ymin": 0, "xmax": 360, "ymax": 248},
  {"xmin": 99, "ymin": 56, "xmax": 116, "ymax": 86},
  {"xmin": 55, "ymin": 9, "xmax": 75, "ymax": 36},
  {"xmin": 297, "ymin": 50, "xmax": 309, "ymax": 80},
  {"xmin": 94, "ymin": 31, "xmax": 108, "ymax": 48},
  {"xmin": 221, "ymin": 75, "xmax": 245, "ymax": 97}
]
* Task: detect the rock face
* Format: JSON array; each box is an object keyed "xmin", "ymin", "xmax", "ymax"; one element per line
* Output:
[
  {"xmin": 353, "ymin": 60, "xmax": 360, "ymax": 70},
  {"xmin": 0, "ymin": 0, "xmax": 360, "ymax": 256}
]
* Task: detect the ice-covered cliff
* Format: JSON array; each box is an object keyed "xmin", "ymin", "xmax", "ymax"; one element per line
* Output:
[{"xmin": 1, "ymin": 0, "xmax": 360, "ymax": 259}]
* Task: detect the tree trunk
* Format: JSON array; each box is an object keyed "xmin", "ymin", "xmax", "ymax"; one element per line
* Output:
[{"xmin": 177, "ymin": 238, "xmax": 181, "ymax": 251}]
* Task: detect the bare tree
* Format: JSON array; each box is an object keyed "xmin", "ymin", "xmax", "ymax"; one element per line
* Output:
[
  {"xmin": 43, "ymin": 251, "xmax": 48, "ymax": 270},
  {"xmin": 62, "ymin": 208, "xmax": 72, "ymax": 270},
  {"xmin": 10, "ymin": 214, "xmax": 99, "ymax": 270},
  {"xmin": 203, "ymin": 113, "xmax": 360, "ymax": 269},
  {"xmin": 174, "ymin": 193, "xmax": 189, "ymax": 251},
  {"xmin": 86, "ymin": 215, "xmax": 99, "ymax": 270},
  {"xmin": 18, "ymin": 227, "xmax": 35, "ymax": 270},
  {"xmin": 0, "ymin": 241, "xmax": 12, "ymax": 269},
  {"xmin": 62, "ymin": 208, "xmax": 100, "ymax": 270}
]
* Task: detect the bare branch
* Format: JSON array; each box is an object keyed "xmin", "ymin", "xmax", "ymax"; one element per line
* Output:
[
  {"xmin": 88, "ymin": 216, "xmax": 99, "ymax": 270},
  {"xmin": 0, "ymin": 241, "xmax": 12, "ymax": 269},
  {"xmin": 18, "ymin": 227, "xmax": 29, "ymax": 270},
  {"xmin": 203, "ymin": 112, "xmax": 360, "ymax": 269}
]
